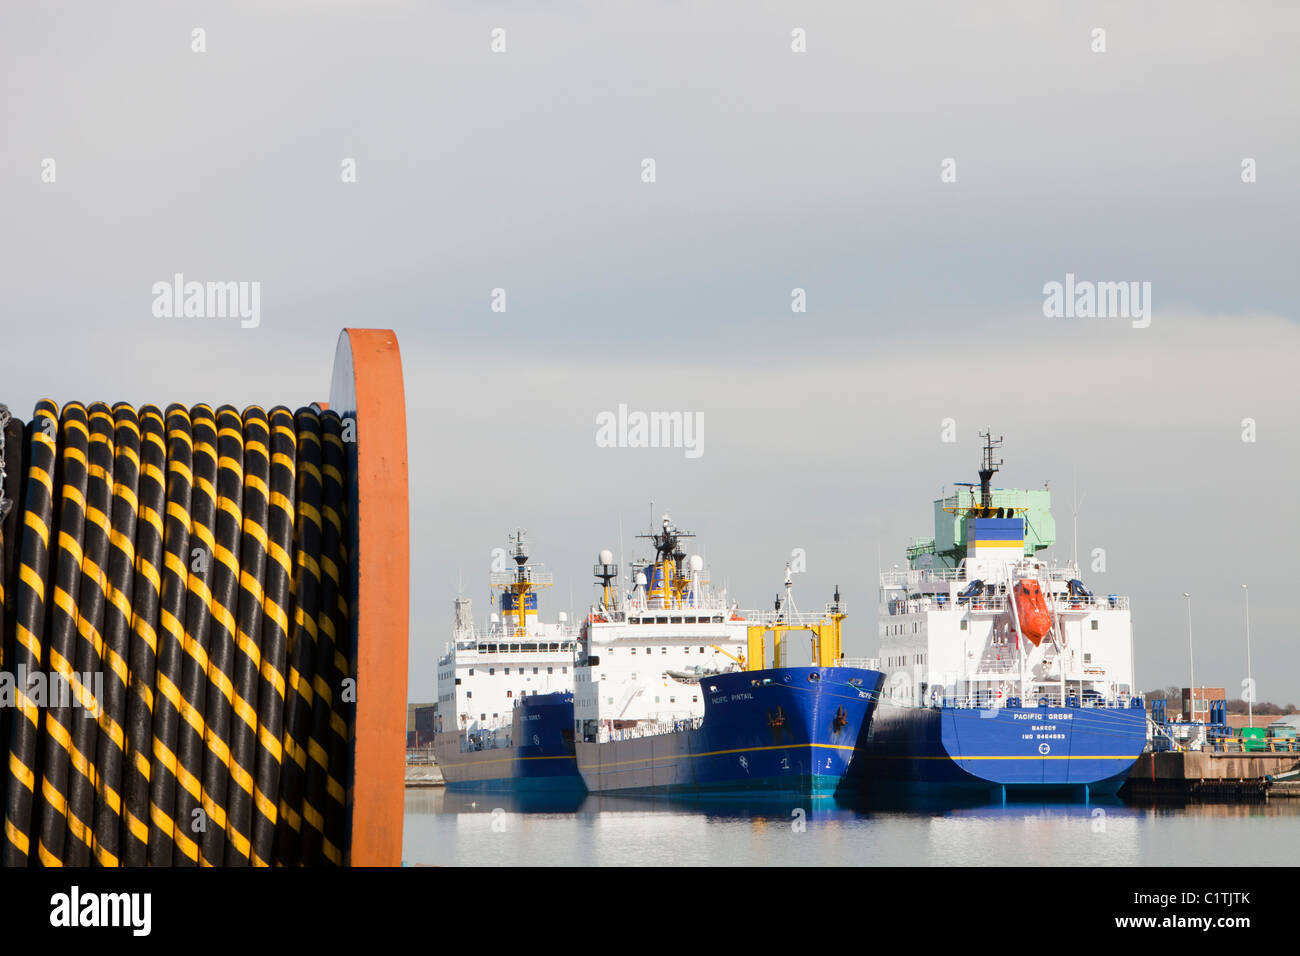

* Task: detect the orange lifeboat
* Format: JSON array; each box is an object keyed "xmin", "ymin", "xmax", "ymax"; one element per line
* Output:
[{"xmin": 1013, "ymin": 579, "xmax": 1052, "ymax": 646}]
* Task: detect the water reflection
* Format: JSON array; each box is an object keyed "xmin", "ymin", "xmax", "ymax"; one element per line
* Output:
[{"xmin": 404, "ymin": 788, "xmax": 1300, "ymax": 866}]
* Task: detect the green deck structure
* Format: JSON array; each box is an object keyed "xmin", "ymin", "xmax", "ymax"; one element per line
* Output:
[{"xmin": 907, "ymin": 487, "xmax": 1056, "ymax": 569}]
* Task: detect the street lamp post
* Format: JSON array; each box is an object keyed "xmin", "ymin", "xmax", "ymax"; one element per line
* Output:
[{"xmin": 1242, "ymin": 584, "xmax": 1253, "ymax": 728}]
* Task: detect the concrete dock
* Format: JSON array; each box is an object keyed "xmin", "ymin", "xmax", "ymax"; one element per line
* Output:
[
  {"xmin": 405, "ymin": 763, "xmax": 444, "ymax": 787},
  {"xmin": 1124, "ymin": 751, "xmax": 1300, "ymax": 801}
]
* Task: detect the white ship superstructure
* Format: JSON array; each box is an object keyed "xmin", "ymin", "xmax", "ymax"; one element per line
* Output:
[
  {"xmin": 575, "ymin": 517, "xmax": 750, "ymax": 743},
  {"xmin": 436, "ymin": 531, "xmax": 578, "ymax": 738},
  {"xmin": 878, "ymin": 433, "xmax": 1136, "ymax": 711}
]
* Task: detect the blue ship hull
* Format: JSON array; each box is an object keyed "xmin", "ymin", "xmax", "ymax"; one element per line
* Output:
[
  {"xmin": 576, "ymin": 666, "xmax": 885, "ymax": 797},
  {"xmin": 854, "ymin": 699, "xmax": 1148, "ymax": 799},
  {"xmin": 434, "ymin": 692, "xmax": 585, "ymax": 793}
]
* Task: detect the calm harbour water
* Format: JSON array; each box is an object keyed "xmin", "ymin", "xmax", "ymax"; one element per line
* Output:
[{"xmin": 403, "ymin": 788, "xmax": 1300, "ymax": 866}]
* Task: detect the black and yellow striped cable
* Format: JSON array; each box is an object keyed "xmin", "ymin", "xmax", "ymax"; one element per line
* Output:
[
  {"xmin": 324, "ymin": 441, "xmax": 354, "ymax": 863},
  {"xmin": 3, "ymin": 401, "xmax": 58, "ymax": 866},
  {"xmin": 90, "ymin": 403, "xmax": 141, "ymax": 867},
  {"xmin": 63, "ymin": 402, "xmax": 114, "ymax": 865},
  {"xmin": 146, "ymin": 403, "xmax": 193, "ymax": 868},
  {"xmin": 223, "ymin": 406, "xmax": 269, "ymax": 866},
  {"xmin": 250, "ymin": 407, "xmax": 296, "ymax": 866},
  {"xmin": 120, "ymin": 406, "xmax": 167, "ymax": 866},
  {"xmin": 36, "ymin": 402, "xmax": 91, "ymax": 866},
  {"xmin": 167, "ymin": 405, "xmax": 209, "ymax": 865},
  {"xmin": 196, "ymin": 405, "xmax": 244, "ymax": 866},
  {"xmin": 0, "ymin": 401, "xmax": 355, "ymax": 868},
  {"xmin": 302, "ymin": 410, "xmax": 348, "ymax": 866},
  {"xmin": 0, "ymin": 409, "xmax": 25, "ymax": 800},
  {"xmin": 275, "ymin": 407, "xmax": 323, "ymax": 865},
  {"xmin": 329, "ymin": 502, "xmax": 354, "ymax": 862}
]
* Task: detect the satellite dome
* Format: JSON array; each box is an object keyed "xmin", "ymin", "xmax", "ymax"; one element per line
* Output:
[
  {"xmin": 635, "ymin": 572, "xmax": 647, "ymax": 588},
  {"xmin": 688, "ymin": 554, "xmax": 704, "ymax": 572},
  {"xmin": 599, "ymin": 549, "xmax": 614, "ymax": 565}
]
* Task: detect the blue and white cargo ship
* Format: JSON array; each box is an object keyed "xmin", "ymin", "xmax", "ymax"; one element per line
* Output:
[
  {"xmin": 856, "ymin": 433, "xmax": 1148, "ymax": 800},
  {"xmin": 574, "ymin": 515, "xmax": 885, "ymax": 797},
  {"xmin": 433, "ymin": 532, "xmax": 585, "ymax": 792}
]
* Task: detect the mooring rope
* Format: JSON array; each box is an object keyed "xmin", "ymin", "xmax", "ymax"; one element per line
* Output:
[{"xmin": 0, "ymin": 401, "xmax": 353, "ymax": 867}]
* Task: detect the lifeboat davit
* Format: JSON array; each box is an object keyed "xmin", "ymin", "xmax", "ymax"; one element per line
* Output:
[{"xmin": 1013, "ymin": 578, "xmax": 1052, "ymax": 646}]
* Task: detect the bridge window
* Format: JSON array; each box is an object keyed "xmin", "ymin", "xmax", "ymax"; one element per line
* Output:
[{"xmin": 1091, "ymin": 620, "xmax": 1099, "ymax": 630}]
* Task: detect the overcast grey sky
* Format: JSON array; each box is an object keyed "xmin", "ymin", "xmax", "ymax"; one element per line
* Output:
[{"xmin": 2, "ymin": 2, "xmax": 1296, "ymax": 703}]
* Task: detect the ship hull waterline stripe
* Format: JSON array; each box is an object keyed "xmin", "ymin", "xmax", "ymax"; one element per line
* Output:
[{"xmin": 583, "ymin": 741, "xmax": 857, "ymax": 771}]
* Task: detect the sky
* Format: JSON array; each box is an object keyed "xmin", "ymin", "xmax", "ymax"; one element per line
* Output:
[{"xmin": 2, "ymin": 2, "xmax": 1296, "ymax": 704}]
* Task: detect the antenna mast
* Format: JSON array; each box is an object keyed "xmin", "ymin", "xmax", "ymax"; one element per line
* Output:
[{"xmin": 978, "ymin": 430, "xmax": 1004, "ymax": 511}]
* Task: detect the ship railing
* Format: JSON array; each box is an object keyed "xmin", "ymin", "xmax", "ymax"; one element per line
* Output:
[
  {"xmin": 406, "ymin": 747, "xmax": 437, "ymax": 765},
  {"xmin": 741, "ymin": 605, "xmax": 848, "ymax": 627},
  {"xmin": 460, "ymin": 728, "xmax": 513, "ymax": 752},
  {"xmin": 837, "ymin": 657, "xmax": 881, "ymax": 670},
  {"xmin": 882, "ymin": 593, "xmax": 1129, "ymax": 616},
  {"xmin": 600, "ymin": 716, "xmax": 704, "ymax": 743},
  {"xmin": 880, "ymin": 564, "xmax": 1121, "ymax": 589},
  {"xmin": 446, "ymin": 630, "xmax": 581, "ymax": 652},
  {"xmin": 969, "ymin": 659, "xmax": 1020, "ymax": 675},
  {"xmin": 935, "ymin": 692, "xmax": 1136, "ymax": 710},
  {"xmin": 604, "ymin": 603, "xmax": 739, "ymax": 622},
  {"xmin": 489, "ymin": 570, "xmax": 555, "ymax": 586},
  {"xmin": 880, "ymin": 568, "xmax": 966, "ymax": 588}
]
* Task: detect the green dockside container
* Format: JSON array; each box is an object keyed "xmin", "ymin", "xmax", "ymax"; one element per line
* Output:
[{"xmin": 1241, "ymin": 727, "xmax": 1268, "ymax": 752}]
